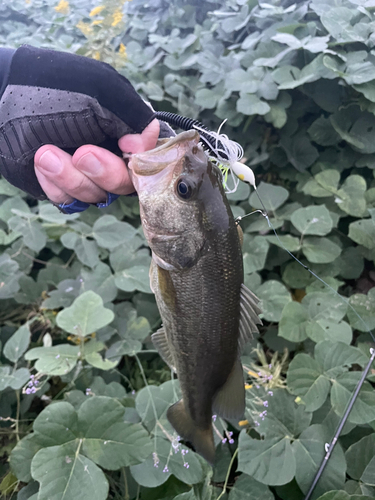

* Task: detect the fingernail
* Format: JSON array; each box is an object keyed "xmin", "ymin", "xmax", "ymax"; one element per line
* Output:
[
  {"xmin": 37, "ymin": 151, "xmax": 62, "ymax": 174},
  {"xmin": 76, "ymin": 153, "xmax": 103, "ymax": 176}
]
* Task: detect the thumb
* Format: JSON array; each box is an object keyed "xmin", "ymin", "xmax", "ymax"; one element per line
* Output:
[{"xmin": 119, "ymin": 118, "xmax": 160, "ymax": 153}]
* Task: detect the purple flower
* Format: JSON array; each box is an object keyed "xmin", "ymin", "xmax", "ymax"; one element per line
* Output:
[
  {"xmin": 263, "ymin": 401, "xmax": 268, "ymax": 407},
  {"xmin": 184, "ymin": 462, "xmax": 189, "ymax": 469},
  {"xmin": 163, "ymin": 466, "xmax": 169, "ymax": 473}
]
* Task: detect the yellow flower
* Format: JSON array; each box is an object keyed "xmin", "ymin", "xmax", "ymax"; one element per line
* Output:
[
  {"xmin": 55, "ymin": 0, "xmax": 69, "ymax": 14},
  {"xmin": 118, "ymin": 43, "xmax": 127, "ymax": 57},
  {"xmin": 76, "ymin": 20, "xmax": 92, "ymax": 37},
  {"xmin": 93, "ymin": 51, "xmax": 101, "ymax": 60},
  {"xmin": 112, "ymin": 10, "xmax": 123, "ymax": 27},
  {"xmin": 238, "ymin": 420, "xmax": 249, "ymax": 427},
  {"xmin": 92, "ymin": 19, "xmax": 102, "ymax": 25},
  {"xmin": 89, "ymin": 5, "xmax": 105, "ymax": 16},
  {"xmin": 244, "ymin": 383, "xmax": 253, "ymax": 390}
]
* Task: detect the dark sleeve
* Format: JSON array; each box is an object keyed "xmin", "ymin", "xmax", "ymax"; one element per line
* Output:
[
  {"xmin": 0, "ymin": 48, "xmax": 15, "ymax": 96},
  {"xmin": 0, "ymin": 45, "xmax": 157, "ymax": 198},
  {"xmin": 7, "ymin": 45, "xmax": 155, "ymax": 133}
]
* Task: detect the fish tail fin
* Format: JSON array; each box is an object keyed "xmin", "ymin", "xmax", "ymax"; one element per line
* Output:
[{"xmin": 167, "ymin": 399, "xmax": 215, "ymax": 465}]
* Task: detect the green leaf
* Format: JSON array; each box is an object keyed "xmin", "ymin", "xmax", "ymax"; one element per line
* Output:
[
  {"xmin": 41, "ymin": 278, "xmax": 80, "ymax": 310},
  {"xmin": 56, "ymin": 291, "xmax": 114, "ymax": 337},
  {"xmin": 88, "ymin": 376, "xmax": 126, "ymax": 400},
  {"xmin": 292, "ymin": 424, "xmax": 346, "ymax": 496},
  {"xmin": 362, "ymin": 456, "xmax": 375, "ymax": 486},
  {"xmin": 195, "ymin": 88, "xmax": 218, "ymax": 109},
  {"xmin": 314, "ymin": 341, "xmax": 367, "ymax": 373},
  {"xmin": 348, "ymin": 219, "xmax": 375, "ymax": 249},
  {"xmin": 330, "ymin": 108, "xmax": 375, "ymax": 154},
  {"xmin": 131, "ymin": 437, "xmax": 204, "ymax": 487},
  {"xmin": 308, "ymin": 116, "xmax": 341, "ymax": 146},
  {"xmin": 331, "ymin": 372, "xmax": 375, "ymax": 425},
  {"xmin": 254, "ymin": 389, "xmax": 312, "ymax": 439},
  {"xmin": 282, "ymin": 261, "xmax": 315, "ymax": 288},
  {"xmin": 348, "ymin": 289, "xmax": 375, "ymax": 333},
  {"xmin": 114, "ymin": 264, "xmax": 152, "ymax": 294},
  {"xmin": 256, "ymin": 280, "xmax": 291, "ymax": 322},
  {"xmin": 0, "ymin": 366, "xmax": 30, "ymax": 390},
  {"xmin": 236, "ymin": 94, "xmax": 270, "ymax": 116},
  {"xmin": 85, "ymin": 351, "xmax": 118, "ymax": 370},
  {"xmin": 3, "ymin": 323, "xmax": 30, "ymax": 363},
  {"xmin": 242, "ymin": 235, "xmax": 269, "ymax": 275},
  {"xmin": 81, "ymin": 263, "xmax": 117, "ymax": 304},
  {"xmin": 78, "ymin": 397, "xmax": 152, "ymax": 468},
  {"xmin": 136, "ymin": 380, "xmax": 180, "ymax": 435},
  {"xmin": 0, "ymin": 254, "xmax": 21, "ymax": 299},
  {"xmin": 10, "ymin": 435, "xmax": 42, "ymax": 482},
  {"xmin": 302, "ymin": 237, "xmax": 341, "ymax": 263},
  {"xmin": 335, "ymin": 175, "xmax": 367, "ymax": 217},
  {"xmin": 287, "ymin": 341, "xmax": 366, "ymax": 412},
  {"xmin": 265, "ymin": 235, "xmax": 301, "ymax": 252},
  {"xmin": 278, "ymin": 302, "xmax": 309, "ymax": 342},
  {"xmin": 61, "ymin": 232, "xmax": 100, "ymax": 268},
  {"xmin": 307, "ymin": 319, "xmax": 352, "ymax": 345},
  {"xmin": 228, "ymin": 473, "xmax": 274, "ymax": 500},
  {"xmin": 92, "ymin": 215, "xmax": 137, "ymax": 250},
  {"xmin": 0, "ymin": 196, "xmax": 30, "ymax": 223},
  {"xmin": 287, "ymin": 354, "xmax": 329, "ymax": 412},
  {"xmin": 249, "ymin": 182, "xmax": 289, "ymax": 211},
  {"xmin": 8, "ymin": 216, "xmax": 47, "ymax": 252},
  {"xmin": 237, "ymin": 432, "xmax": 295, "ymax": 486},
  {"xmin": 291, "ymin": 205, "xmax": 333, "ymax": 236},
  {"xmin": 31, "ymin": 442, "xmax": 109, "ymax": 500},
  {"xmin": 25, "ymin": 345, "xmax": 80, "ymax": 376},
  {"xmin": 346, "ymin": 434, "xmax": 375, "ymax": 481}
]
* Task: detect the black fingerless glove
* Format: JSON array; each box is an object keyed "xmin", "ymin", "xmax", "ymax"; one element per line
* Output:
[{"xmin": 0, "ymin": 45, "xmax": 157, "ymax": 199}]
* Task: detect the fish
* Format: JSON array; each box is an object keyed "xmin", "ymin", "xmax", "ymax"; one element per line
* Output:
[{"xmin": 128, "ymin": 130, "xmax": 262, "ymax": 464}]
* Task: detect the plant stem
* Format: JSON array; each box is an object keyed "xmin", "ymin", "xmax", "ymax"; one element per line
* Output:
[
  {"xmin": 15, "ymin": 390, "xmax": 20, "ymax": 442},
  {"xmin": 122, "ymin": 468, "xmax": 129, "ymax": 500},
  {"xmin": 216, "ymin": 447, "xmax": 238, "ymax": 500}
]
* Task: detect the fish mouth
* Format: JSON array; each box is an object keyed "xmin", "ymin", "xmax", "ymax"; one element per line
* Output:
[
  {"xmin": 143, "ymin": 220, "xmax": 182, "ymax": 240},
  {"xmin": 128, "ymin": 129, "xmax": 200, "ymax": 177}
]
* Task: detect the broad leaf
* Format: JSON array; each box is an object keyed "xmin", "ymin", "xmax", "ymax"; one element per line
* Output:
[
  {"xmin": 56, "ymin": 291, "xmax": 114, "ymax": 337},
  {"xmin": 3, "ymin": 323, "xmax": 30, "ymax": 363}
]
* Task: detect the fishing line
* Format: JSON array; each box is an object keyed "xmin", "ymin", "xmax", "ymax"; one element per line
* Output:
[
  {"xmin": 304, "ymin": 348, "xmax": 375, "ymax": 500},
  {"xmin": 157, "ymin": 112, "xmax": 375, "ymax": 495}
]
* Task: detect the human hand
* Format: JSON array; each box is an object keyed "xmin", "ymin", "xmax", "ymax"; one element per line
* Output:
[{"xmin": 34, "ymin": 118, "xmax": 160, "ymax": 205}]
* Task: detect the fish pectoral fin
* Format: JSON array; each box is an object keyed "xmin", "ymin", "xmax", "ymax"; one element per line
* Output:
[
  {"xmin": 151, "ymin": 327, "xmax": 177, "ymax": 372},
  {"xmin": 167, "ymin": 399, "xmax": 216, "ymax": 465},
  {"xmin": 238, "ymin": 283, "xmax": 263, "ymax": 353},
  {"xmin": 212, "ymin": 358, "xmax": 245, "ymax": 421}
]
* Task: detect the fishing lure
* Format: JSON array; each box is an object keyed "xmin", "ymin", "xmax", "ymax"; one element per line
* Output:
[{"xmin": 155, "ymin": 111, "xmax": 256, "ymax": 193}]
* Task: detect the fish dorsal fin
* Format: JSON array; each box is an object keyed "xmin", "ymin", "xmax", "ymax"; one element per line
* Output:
[
  {"xmin": 151, "ymin": 327, "xmax": 177, "ymax": 372},
  {"xmin": 238, "ymin": 284, "xmax": 263, "ymax": 353},
  {"xmin": 212, "ymin": 358, "xmax": 245, "ymax": 421}
]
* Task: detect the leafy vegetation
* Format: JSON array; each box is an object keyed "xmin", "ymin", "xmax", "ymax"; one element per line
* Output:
[{"xmin": 1, "ymin": 1, "xmax": 375, "ymax": 499}]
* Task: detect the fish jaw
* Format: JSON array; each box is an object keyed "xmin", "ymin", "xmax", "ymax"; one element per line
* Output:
[{"xmin": 128, "ymin": 129, "xmax": 200, "ymax": 196}]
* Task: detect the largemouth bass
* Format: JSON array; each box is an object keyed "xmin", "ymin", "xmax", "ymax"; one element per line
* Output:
[{"xmin": 128, "ymin": 130, "xmax": 262, "ymax": 464}]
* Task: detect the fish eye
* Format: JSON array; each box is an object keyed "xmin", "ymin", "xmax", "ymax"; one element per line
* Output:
[{"xmin": 176, "ymin": 178, "xmax": 194, "ymax": 200}]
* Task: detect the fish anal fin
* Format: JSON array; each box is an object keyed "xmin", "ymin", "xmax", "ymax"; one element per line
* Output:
[
  {"xmin": 212, "ymin": 359, "xmax": 245, "ymax": 421},
  {"xmin": 167, "ymin": 399, "xmax": 215, "ymax": 465},
  {"xmin": 238, "ymin": 283, "xmax": 263, "ymax": 352},
  {"xmin": 151, "ymin": 327, "xmax": 176, "ymax": 372}
]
